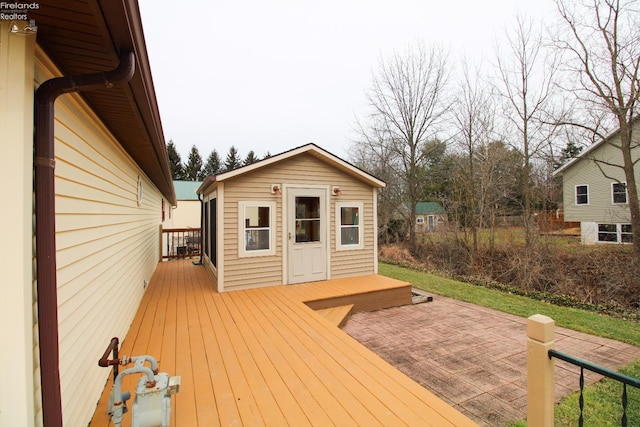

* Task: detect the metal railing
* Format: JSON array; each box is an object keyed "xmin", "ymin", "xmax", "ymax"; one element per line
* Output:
[
  {"xmin": 548, "ymin": 349, "xmax": 640, "ymax": 426},
  {"xmin": 162, "ymin": 228, "xmax": 201, "ymax": 260}
]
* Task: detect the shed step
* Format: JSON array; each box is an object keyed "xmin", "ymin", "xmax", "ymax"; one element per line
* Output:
[{"xmin": 314, "ymin": 304, "xmax": 355, "ymax": 327}]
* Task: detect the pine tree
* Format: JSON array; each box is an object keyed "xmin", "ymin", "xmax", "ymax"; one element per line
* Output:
[
  {"xmin": 166, "ymin": 140, "xmax": 184, "ymax": 180},
  {"xmin": 223, "ymin": 146, "xmax": 242, "ymax": 172},
  {"xmin": 203, "ymin": 149, "xmax": 222, "ymax": 177},
  {"xmin": 243, "ymin": 150, "xmax": 259, "ymax": 166},
  {"xmin": 184, "ymin": 145, "xmax": 204, "ymax": 181}
]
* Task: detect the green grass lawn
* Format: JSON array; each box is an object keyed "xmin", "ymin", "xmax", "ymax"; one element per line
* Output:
[{"xmin": 379, "ymin": 262, "xmax": 640, "ymax": 426}]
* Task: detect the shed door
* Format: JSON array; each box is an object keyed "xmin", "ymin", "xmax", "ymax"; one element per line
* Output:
[{"xmin": 287, "ymin": 188, "xmax": 327, "ymax": 284}]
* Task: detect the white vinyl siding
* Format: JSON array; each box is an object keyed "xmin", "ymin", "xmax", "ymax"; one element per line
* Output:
[{"xmin": 36, "ymin": 51, "xmax": 163, "ymax": 426}]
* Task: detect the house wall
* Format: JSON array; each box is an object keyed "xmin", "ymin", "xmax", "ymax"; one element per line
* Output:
[
  {"xmin": 217, "ymin": 153, "xmax": 376, "ymax": 292},
  {"xmin": 172, "ymin": 200, "xmax": 201, "ymax": 228},
  {"xmin": 0, "ymin": 22, "xmax": 37, "ymax": 427},
  {"xmin": 563, "ymin": 134, "xmax": 640, "ymax": 224},
  {"xmin": 34, "ymin": 48, "xmax": 165, "ymax": 426}
]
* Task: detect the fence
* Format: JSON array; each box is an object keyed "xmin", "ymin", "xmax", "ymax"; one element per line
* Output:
[
  {"xmin": 161, "ymin": 228, "xmax": 201, "ymax": 260},
  {"xmin": 527, "ymin": 315, "xmax": 640, "ymax": 426}
]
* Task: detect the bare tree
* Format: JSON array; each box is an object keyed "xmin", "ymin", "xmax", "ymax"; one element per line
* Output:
[
  {"xmin": 451, "ymin": 60, "xmax": 498, "ymax": 253},
  {"xmin": 351, "ymin": 123, "xmax": 406, "ymax": 243},
  {"xmin": 495, "ymin": 14, "xmax": 560, "ymax": 248},
  {"xmin": 361, "ymin": 42, "xmax": 449, "ymax": 251},
  {"xmin": 553, "ymin": 0, "xmax": 640, "ymax": 257}
]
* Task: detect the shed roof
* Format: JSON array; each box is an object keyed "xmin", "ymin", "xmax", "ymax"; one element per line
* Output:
[
  {"xmin": 174, "ymin": 180, "xmax": 202, "ymax": 201},
  {"xmin": 31, "ymin": 0, "xmax": 176, "ymax": 205},
  {"xmin": 198, "ymin": 143, "xmax": 386, "ymax": 194},
  {"xmin": 415, "ymin": 202, "xmax": 446, "ymax": 214}
]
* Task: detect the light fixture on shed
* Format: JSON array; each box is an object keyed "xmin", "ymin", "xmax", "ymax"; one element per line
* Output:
[
  {"xmin": 270, "ymin": 184, "xmax": 282, "ymax": 195},
  {"xmin": 332, "ymin": 186, "xmax": 342, "ymax": 196}
]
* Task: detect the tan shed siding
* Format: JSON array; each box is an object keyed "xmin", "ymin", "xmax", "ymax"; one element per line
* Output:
[
  {"xmin": 221, "ymin": 154, "xmax": 376, "ymax": 291},
  {"xmin": 36, "ymin": 54, "xmax": 163, "ymax": 426},
  {"xmin": 330, "ymin": 185, "xmax": 376, "ymax": 279},
  {"xmin": 563, "ymin": 138, "xmax": 638, "ymax": 223}
]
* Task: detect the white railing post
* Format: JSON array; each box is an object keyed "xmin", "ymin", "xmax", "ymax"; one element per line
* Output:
[{"xmin": 527, "ymin": 314, "xmax": 555, "ymax": 427}]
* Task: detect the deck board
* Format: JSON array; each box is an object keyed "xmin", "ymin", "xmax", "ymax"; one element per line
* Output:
[{"xmin": 89, "ymin": 260, "xmax": 477, "ymax": 426}]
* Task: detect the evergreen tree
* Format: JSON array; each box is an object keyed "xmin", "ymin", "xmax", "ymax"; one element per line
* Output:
[
  {"xmin": 554, "ymin": 141, "xmax": 583, "ymax": 170},
  {"xmin": 243, "ymin": 150, "xmax": 259, "ymax": 166},
  {"xmin": 166, "ymin": 140, "xmax": 184, "ymax": 180},
  {"xmin": 203, "ymin": 149, "xmax": 222, "ymax": 177},
  {"xmin": 223, "ymin": 146, "xmax": 242, "ymax": 172},
  {"xmin": 184, "ymin": 145, "xmax": 204, "ymax": 181}
]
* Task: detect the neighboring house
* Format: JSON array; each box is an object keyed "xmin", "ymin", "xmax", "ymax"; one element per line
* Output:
[
  {"xmin": 414, "ymin": 201, "xmax": 447, "ymax": 232},
  {"xmin": 197, "ymin": 144, "xmax": 385, "ymax": 292},
  {"xmin": 1, "ymin": 3, "xmax": 176, "ymax": 426},
  {"xmin": 554, "ymin": 120, "xmax": 640, "ymax": 244},
  {"xmin": 172, "ymin": 180, "xmax": 202, "ymax": 228}
]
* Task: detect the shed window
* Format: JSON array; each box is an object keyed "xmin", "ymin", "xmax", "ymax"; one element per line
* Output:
[
  {"xmin": 612, "ymin": 182, "xmax": 627, "ymax": 204},
  {"xmin": 239, "ymin": 201, "xmax": 276, "ymax": 257},
  {"xmin": 336, "ymin": 202, "xmax": 363, "ymax": 250},
  {"xmin": 575, "ymin": 185, "xmax": 588, "ymax": 205}
]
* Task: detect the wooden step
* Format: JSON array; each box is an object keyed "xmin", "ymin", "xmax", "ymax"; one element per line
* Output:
[{"xmin": 314, "ymin": 304, "xmax": 355, "ymax": 327}]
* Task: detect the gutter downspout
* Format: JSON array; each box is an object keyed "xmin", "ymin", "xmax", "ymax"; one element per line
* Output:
[{"xmin": 34, "ymin": 51, "xmax": 135, "ymax": 427}]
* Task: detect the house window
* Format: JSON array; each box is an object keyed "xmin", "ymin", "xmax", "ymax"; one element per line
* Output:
[
  {"xmin": 598, "ymin": 223, "xmax": 632, "ymax": 243},
  {"xmin": 336, "ymin": 202, "xmax": 363, "ymax": 250},
  {"xmin": 239, "ymin": 201, "xmax": 276, "ymax": 257},
  {"xmin": 612, "ymin": 182, "xmax": 627, "ymax": 204},
  {"xmin": 416, "ymin": 217, "xmax": 425, "ymax": 224},
  {"xmin": 621, "ymin": 224, "xmax": 633, "ymax": 243},
  {"xmin": 575, "ymin": 185, "xmax": 588, "ymax": 205}
]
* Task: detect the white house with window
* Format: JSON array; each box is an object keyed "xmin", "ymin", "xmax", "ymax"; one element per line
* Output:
[
  {"xmin": 197, "ymin": 144, "xmax": 385, "ymax": 292},
  {"xmin": 554, "ymin": 120, "xmax": 640, "ymax": 244}
]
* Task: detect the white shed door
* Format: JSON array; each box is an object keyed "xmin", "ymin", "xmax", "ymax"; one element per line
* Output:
[{"xmin": 287, "ymin": 187, "xmax": 327, "ymax": 284}]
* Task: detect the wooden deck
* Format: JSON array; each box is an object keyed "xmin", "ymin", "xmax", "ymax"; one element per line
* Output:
[{"xmin": 89, "ymin": 260, "xmax": 477, "ymax": 426}]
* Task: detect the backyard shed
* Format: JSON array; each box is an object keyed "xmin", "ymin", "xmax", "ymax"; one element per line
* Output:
[{"xmin": 197, "ymin": 144, "xmax": 385, "ymax": 292}]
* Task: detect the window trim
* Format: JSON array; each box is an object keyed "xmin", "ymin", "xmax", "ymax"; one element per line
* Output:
[
  {"xmin": 336, "ymin": 202, "xmax": 364, "ymax": 251},
  {"xmin": 238, "ymin": 201, "xmax": 276, "ymax": 257},
  {"xmin": 416, "ymin": 216, "xmax": 425, "ymax": 224},
  {"xmin": 575, "ymin": 184, "xmax": 589, "ymax": 205},
  {"xmin": 611, "ymin": 182, "xmax": 628, "ymax": 205}
]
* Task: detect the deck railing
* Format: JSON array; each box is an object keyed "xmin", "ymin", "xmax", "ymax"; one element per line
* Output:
[
  {"xmin": 548, "ymin": 349, "xmax": 640, "ymax": 427},
  {"xmin": 161, "ymin": 228, "xmax": 201, "ymax": 260},
  {"xmin": 527, "ymin": 314, "xmax": 640, "ymax": 427}
]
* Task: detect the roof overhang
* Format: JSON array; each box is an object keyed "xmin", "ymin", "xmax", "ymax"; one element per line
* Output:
[
  {"xmin": 197, "ymin": 143, "xmax": 386, "ymax": 195},
  {"xmin": 553, "ymin": 115, "xmax": 640, "ymax": 177},
  {"xmin": 31, "ymin": 0, "xmax": 176, "ymax": 205}
]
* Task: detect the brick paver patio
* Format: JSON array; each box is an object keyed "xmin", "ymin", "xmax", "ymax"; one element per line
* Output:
[{"xmin": 342, "ymin": 296, "xmax": 640, "ymax": 426}]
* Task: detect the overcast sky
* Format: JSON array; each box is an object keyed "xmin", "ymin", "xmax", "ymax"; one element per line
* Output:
[{"xmin": 138, "ymin": 0, "xmax": 556, "ymax": 163}]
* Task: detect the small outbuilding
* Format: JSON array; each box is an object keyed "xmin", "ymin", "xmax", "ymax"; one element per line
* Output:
[{"xmin": 197, "ymin": 144, "xmax": 385, "ymax": 292}]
